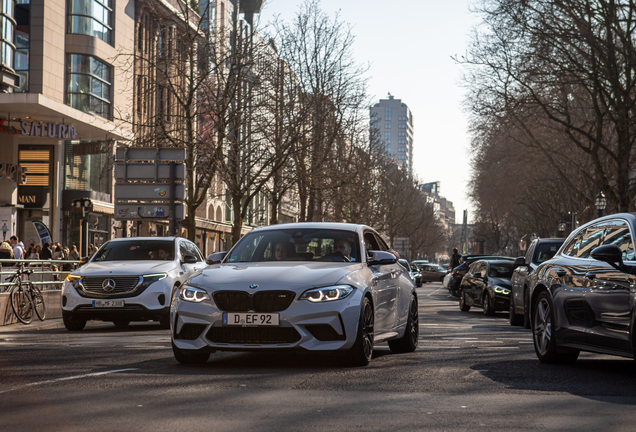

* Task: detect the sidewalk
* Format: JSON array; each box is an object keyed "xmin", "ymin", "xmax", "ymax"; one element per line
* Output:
[{"xmin": 0, "ymin": 318, "xmax": 66, "ymax": 332}]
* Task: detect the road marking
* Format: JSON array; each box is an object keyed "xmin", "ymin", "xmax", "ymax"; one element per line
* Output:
[
  {"xmin": 477, "ymin": 346, "xmax": 519, "ymax": 349},
  {"xmin": 0, "ymin": 368, "xmax": 139, "ymax": 394},
  {"xmin": 426, "ymin": 287, "xmax": 445, "ymax": 296}
]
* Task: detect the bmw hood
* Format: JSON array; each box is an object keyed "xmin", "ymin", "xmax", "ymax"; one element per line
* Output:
[
  {"xmin": 190, "ymin": 262, "xmax": 363, "ymax": 291},
  {"xmin": 76, "ymin": 261, "xmax": 176, "ymax": 276},
  {"xmin": 489, "ymin": 277, "xmax": 512, "ymax": 289}
]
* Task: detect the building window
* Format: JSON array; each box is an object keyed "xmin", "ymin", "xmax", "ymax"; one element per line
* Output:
[
  {"xmin": 66, "ymin": 54, "xmax": 112, "ymax": 120},
  {"xmin": 67, "ymin": 0, "xmax": 113, "ymax": 45},
  {"xmin": 370, "ymin": 116, "xmax": 378, "ymax": 122},
  {"xmin": 397, "ymin": 155, "xmax": 406, "ymax": 160},
  {"xmin": 384, "ymin": 124, "xmax": 391, "ymax": 129},
  {"xmin": 398, "ymin": 139, "xmax": 406, "ymax": 144},
  {"xmin": 398, "ymin": 131, "xmax": 406, "ymax": 137},
  {"xmin": 384, "ymin": 106, "xmax": 391, "ymax": 121},
  {"xmin": 398, "ymin": 147, "xmax": 406, "ymax": 152},
  {"xmin": 398, "ymin": 116, "xmax": 408, "ymax": 121},
  {"xmin": 398, "ymin": 123, "xmax": 406, "ymax": 129},
  {"xmin": 14, "ymin": 0, "xmax": 29, "ymax": 92},
  {"xmin": 384, "ymin": 131, "xmax": 391, "ymax": 144}
]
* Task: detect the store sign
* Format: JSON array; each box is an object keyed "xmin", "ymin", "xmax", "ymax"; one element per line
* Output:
[
  {"xmin": 0, "ymin": 118, "xmax": 77, "ymax": 139},
  {"xmin": 20, "ymin": 121, "xmax": 77, "ymax": 139},
  {"xmin": 17, "ymin": 187, "xmax": 45, "ymax": 208}
]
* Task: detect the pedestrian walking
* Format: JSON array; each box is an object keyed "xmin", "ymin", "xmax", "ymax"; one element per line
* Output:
[{"xmin": 449, "ymin": 247, "xmax": 462, "ymax": 271}]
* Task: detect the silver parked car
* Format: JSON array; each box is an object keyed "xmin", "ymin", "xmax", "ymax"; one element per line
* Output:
[{"xmin": 171, "ymin": 223, "xmax": 419, "ymax": 366}]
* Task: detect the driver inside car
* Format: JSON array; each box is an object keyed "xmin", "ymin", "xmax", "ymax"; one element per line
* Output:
[{"xmin": 334, "ymin": 238, "xmax": 355, "ymax": 262}]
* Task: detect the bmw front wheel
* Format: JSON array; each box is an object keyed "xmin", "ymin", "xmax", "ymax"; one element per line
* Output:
[
  {"xmin": 389, "ymin": 294, "xmax": 419, "ymax": 353},
  {"xmin": 345, "ymin": 296, "xmax": 374, "ymax": 366},
  {"xmin": 533, "ymin": 291, "xmax": 578, "ymax": 364}
]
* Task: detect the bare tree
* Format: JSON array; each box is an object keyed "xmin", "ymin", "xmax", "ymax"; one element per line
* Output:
[{"xmin": 460, "ymin": 0, "xmax": 636, "ymax": 213}]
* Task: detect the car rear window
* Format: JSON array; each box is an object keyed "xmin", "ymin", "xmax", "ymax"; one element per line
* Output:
[{"xmin": 93, "ymin": 240, "xmax": 175, "ymax": 261}]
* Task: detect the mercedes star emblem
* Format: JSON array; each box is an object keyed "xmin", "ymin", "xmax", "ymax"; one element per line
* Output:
[
  {"xmin": 249, "ymin": 284, "xmax": 259, "ymax": 290},
  {"xmin": 102, "ymin": 279, "xmax": 116, "ymax": 292}
]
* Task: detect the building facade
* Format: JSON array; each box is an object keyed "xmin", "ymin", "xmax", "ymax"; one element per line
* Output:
[
  {"xmin": 370, "ymin": 94, "xmax": 414, "ymax": 176},
  {"xmin": 0, "ymin": 0, "xmax": 134, "ymax": 252}
]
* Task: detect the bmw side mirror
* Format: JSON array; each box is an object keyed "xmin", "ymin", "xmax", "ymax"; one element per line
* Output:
[
  {"xmin": 206, "ymin": 251, "xmax": 227, "ymax": 265},
  {"xmin": 367, "ymin": 250, "xmax": 397, "ymax": 266},
  {"xmin": 591, "ymin": 244, "xmax": 624, "ymax": 269},
  {"xmin": 514, "ymin": 256, "xmax": 526, "ymax": 267},
  {"xmin": 182, "ymin": 255, "xmax": 198, "ymax": 264}
]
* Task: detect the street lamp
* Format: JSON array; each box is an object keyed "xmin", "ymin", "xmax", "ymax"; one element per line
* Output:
[{"xmin": 595, "ymin": 191, "xmax": 607, "ymax": 218}]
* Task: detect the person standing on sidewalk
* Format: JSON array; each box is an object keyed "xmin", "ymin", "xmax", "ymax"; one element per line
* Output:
[{"xmin": 449, "ymin": 247, "xmax": 462, "ymax": 271}]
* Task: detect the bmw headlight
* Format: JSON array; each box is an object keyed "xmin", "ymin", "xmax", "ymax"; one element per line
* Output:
[
  {"xmin": 493, "ymin": 286, "xmax": 510, "ymax": 295},
  {"xmin": 179, "ymin": 285, "xmax": 210, "ymax": 302},
  {"xmin": 300, "ymin": 285, "xmax": 354, "ymax": 303},
  {"xmin": 138, "ymin": 273, "xmax": 168, "ymax": 290}
]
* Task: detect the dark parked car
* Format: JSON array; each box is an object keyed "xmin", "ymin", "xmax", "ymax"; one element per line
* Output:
[
  {"xmin": 448, "ymin": 254, "xmax": 514, "ymax": 296},
  {"xmin": 509, "ymin": 237, "xmax": 565, "ymax": 328},
  {"xmin": 528, "ymin": 213, "xmax": 636, "ymax": 364},
  {"xmin": 419, "ymin": 263, "xmax": 447, "ymax": 283},
  {"xmin": 459, "ymin": 260, "xmax": 517, "ymax": 315}
]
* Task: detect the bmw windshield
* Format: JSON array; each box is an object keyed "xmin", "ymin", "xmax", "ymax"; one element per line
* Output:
[{"xmin": 226, "ymin": 229, "xmax": 361, "ymax": 263}]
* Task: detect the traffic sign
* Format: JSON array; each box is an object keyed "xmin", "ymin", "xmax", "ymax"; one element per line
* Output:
[
  {"xmin": 115, "ymin": 183, "xmax": 186, "ymax": 200},
  {"xmin": 114, "ymin": 163, "xmax": 186, "ymax": 181},
  {"xmin": 114, "ymin": 203, "xmax": 185, "ymax": 220},
  {"xmin": 115, "ymin": 147, "xmax": 185, "ymax": 162}
]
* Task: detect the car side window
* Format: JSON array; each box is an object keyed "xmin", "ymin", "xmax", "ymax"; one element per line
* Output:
[
  {"xmin": 470, "ymin": 261, "xmax": 483, "ymax": 276},
  {"xmin": 577, "ymin": 224, "xmax": 605, "ymax": 259},
  {"xmin": 562, "ymin": 233, "xmax": 582, "ymax": 257},
  {"xmin": 374, "ymin": 233, "xmax": 389, "ymax": 252},
  {"xmin": 179, "ymin": 240, "xmax": 189, "ymax": 260},
  {"xmin": 363, "ymin": 231, "xmax": 381, "ymax": 256},
  {"xmin": 186, "ymin": 241, "xmax": 203, "ymax": 261},
  {"xmin": 600, "ymin": 220, "xmax": 635, "ymax": 261}
]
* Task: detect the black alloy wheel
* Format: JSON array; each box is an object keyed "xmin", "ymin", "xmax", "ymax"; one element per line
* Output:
[
  {"xmin": 172, "ymin": 341, "xmax": 211, "ymax": 365},
  {"xmin": 482, "ymin": 292, "xmax": 495, "ymax": 316},
  {"xmin": 459, "ymin": 289, "xmax": 470, "ymax": 312},
  {"xmin": 389, "ymin": 294, "xmax": 419, "ymax": 353},
  {"xmin": 533, "ymin": 291, "xmax": 579, "ymax": 364},
  {"xmin": 62, "ymin": 311, "xmax": 86, "ymax": 331},
  {"xmin": 346, "ymin": 296, "xmax": 374, "ymax": 366}
]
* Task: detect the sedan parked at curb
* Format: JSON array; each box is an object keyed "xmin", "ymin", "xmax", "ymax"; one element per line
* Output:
[
  {"xmin": 459, "ymin": 259, "xmax": 517, "ymax": 315},
  {"xmin": 62, "ymin": 237, "xmax": 207, "ymax": 331},
  {"xmin": 170, "ymin": 223, "xmax": 419, "ymax": 366},
  {"xmin": 529, "ymin": 213, "xmax": 636, "ymax": 364},
  {"xmin": 509, "ymin": 237, "xmax": 565, "ymax": 328},
  {"xmin": 419, "ymin": 263, "xmax": 447, "ymax": 283}
]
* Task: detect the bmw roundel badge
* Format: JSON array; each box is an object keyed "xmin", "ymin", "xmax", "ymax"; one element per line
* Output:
[{"xmin": 249, "ymin": 284, "xmax": 259, "ymax": 289}]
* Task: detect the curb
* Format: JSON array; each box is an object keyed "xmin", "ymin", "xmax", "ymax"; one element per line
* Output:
[{"xmin": 0, "ymin": 318, "xmax": 66, "ymax": 332}]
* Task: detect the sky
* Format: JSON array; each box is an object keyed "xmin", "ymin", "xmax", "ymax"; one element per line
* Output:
[{"xmin": 258, "ymin": 0, "xmax": 479, "ymax": 223}]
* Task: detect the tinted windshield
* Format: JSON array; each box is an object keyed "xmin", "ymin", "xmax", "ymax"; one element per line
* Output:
[
  {"xmin": 93, "ymin": 240, "xmax": 175, "ymax": 261},
  {"xmin": 488, "ymin": 263, "xmax": 516, "ymax": 279},
  {"xmin": 226, "ymin": 229, "xmax": 361, "ymax": 263}
]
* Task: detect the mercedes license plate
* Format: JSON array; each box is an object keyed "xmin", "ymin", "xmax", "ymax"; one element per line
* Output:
[
  {"xmin": 92, "ymin": 300, "xmax": 125, "ymax": 308},
  {"xmin": 223, "ymin": 312, "xmax": 279, "ymax": 326}
]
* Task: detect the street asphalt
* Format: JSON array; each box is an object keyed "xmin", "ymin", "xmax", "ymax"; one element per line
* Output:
[{"xmin": 1, "ymin": 282, "xmax": 636, "ymax": 431}]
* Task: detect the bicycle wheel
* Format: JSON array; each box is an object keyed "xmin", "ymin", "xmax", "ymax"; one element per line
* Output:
[
  {"xmin": 10, "ymin": 283, "xmax": 33, "ymax": 324},
  {"xmin": 30, "ymin": 284, "xmax": 46, "ymax": 321}
]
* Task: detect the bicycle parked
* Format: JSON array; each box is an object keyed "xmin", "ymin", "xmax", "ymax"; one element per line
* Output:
[{"xmin": 6, "ymin": 263, "xmax": 46, "ymax": 324}]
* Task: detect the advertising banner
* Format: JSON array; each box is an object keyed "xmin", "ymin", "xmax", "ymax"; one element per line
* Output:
[{"xmin": 32, "ymin": 220, "xmax": 52, "ymax": 246}]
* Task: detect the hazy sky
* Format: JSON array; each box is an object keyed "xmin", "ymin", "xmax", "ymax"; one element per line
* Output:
[{"xmin": 258, "ymin": 0, "xmax": 478, "ymax": 223}]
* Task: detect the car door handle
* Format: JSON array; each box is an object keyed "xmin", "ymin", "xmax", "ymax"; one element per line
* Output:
[
  {"xmin": 585, "ymin": 272, "xmax": 596, "ymax": 280},
  {"xmin": 555, "ymin": 269, "xmax": 566, "ymax": 277}
]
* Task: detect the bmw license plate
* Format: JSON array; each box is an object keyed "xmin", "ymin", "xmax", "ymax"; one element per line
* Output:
[
  {"xmin": 223, "ymin": 312, "xmax": 279, "ymax": 326},
  {"xmin": 92, "ymin": 300, "xmax": 125, "ymax": 308}
]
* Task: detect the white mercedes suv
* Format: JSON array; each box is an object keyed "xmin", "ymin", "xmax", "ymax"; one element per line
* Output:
[{"xmin": 62, "ymin": 237, "xmax": 207, "ymax": 331}]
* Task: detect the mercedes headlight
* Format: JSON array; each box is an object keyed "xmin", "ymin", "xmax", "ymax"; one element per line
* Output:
[
  {"xmin": 179, "ymin": 285, "xmax": 210, "ymax": 303},
  {"xmin": 300, "ymin": 285, "xmax": 354, "ymax": 303},
  {"xmin": 138, "ymin": 273, "xmax": 168, "ymax": 290},
  {"xmin": 493, "ymin": 286, "xmax": 510, "ymax": 295},
  {"xmin": 65, "ymin": 274, "xmax": 82, "ymax": 289}
]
